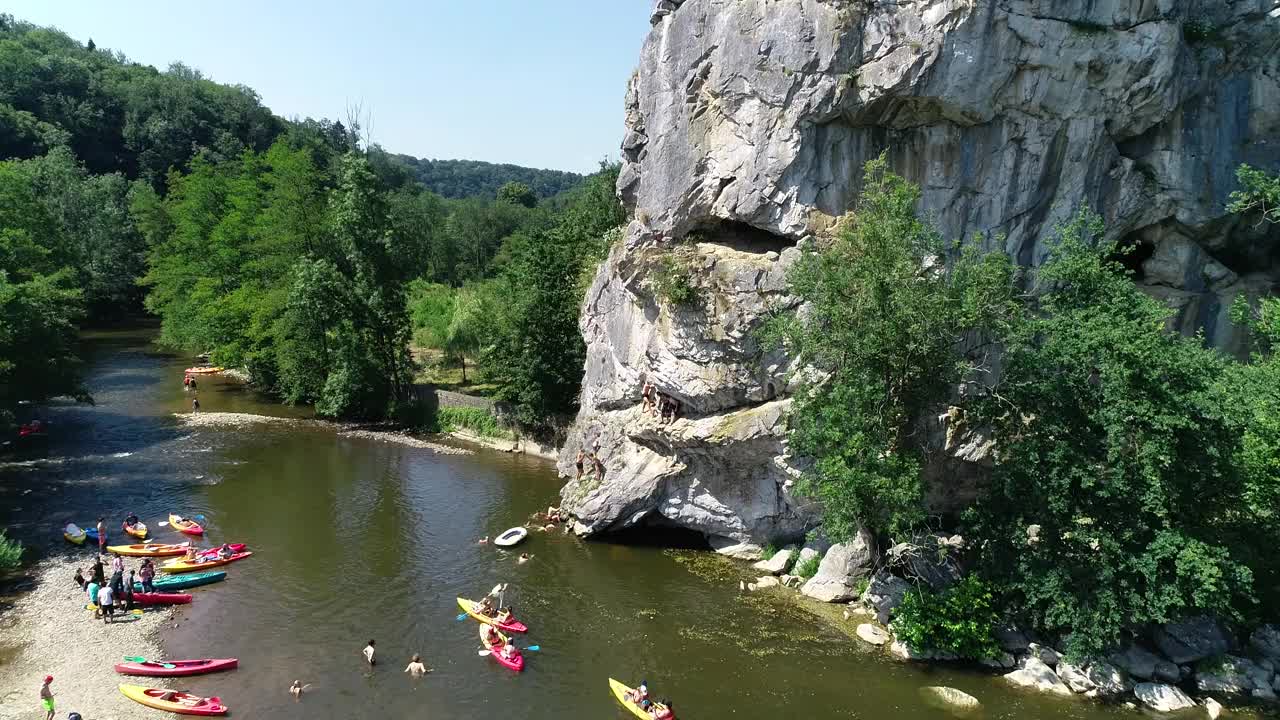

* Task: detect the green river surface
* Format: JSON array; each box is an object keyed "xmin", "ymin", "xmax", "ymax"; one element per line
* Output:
[{"xmin": 0, "ymin": 329, "xmax": 1139, "ymax": 719}]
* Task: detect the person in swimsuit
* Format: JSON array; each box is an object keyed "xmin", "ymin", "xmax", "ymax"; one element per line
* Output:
[
  {"xmin": 96, "ymin": 518, "xmax": 107, "ymax": 553},
  {"xmin": 40, "ymin": 675, "xmax": 54, "ymax": 720},
  {"xmin": 362, "ymin": 640, "xmax": 376, "ymax": 666},
  {"xmin": 404, "ymin": 654, "xmax": 430, "ymax": 677}
]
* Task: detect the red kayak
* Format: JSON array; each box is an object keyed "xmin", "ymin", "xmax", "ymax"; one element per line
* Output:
[
  {"xmin": 114, "ymin": 658, "xmax": 238, "ymax": 677},
  {"xmin": 195, "ymin": 543, "xmax": 247, "ymax": 560},
  {"xmin": 489, "ymin": 645, "xmax": 525, "ymax": 672},
  {"xmin": 130, "ymin": 592, "xmax": 193, "ymax": 606}
]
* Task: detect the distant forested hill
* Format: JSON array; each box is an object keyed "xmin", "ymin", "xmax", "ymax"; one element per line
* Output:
[{"xmin": 394, "ymin": 155, "xmax": 583, "ymax": 200}]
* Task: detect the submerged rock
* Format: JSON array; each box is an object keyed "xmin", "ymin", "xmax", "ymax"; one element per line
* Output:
[
  {"xmin": 920, "ymin": 686, "xmax": 981, "ymax": 714},
  {"xmin": 1134, "ymin": 683, "xmax": 1196, "ymax": 713},
  {"xmin": 800, "ymin": 529, "xmax": 876, "ymax": 603}
]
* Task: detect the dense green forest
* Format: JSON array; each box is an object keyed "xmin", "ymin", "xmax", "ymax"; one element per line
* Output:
[
  {"xmin": 0, "ymin": 14, "xmax": 622, "ymax": 428},
  {"xmin": 771, "ymin": 157, "xmax": 1280, "ymax": 659},
  {"xmin": 394, "ymin": 155, "xmax": 583, "ymax": 200}
]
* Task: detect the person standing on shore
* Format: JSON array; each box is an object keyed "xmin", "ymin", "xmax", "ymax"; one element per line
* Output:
[
  {"xmin": 139, "ymin": 559, "xmax": 155, "ymax": 593},
  {"xmin": 363, "ymin": 640, "xmax": 376, "ymax": 666},
  {"xmin": 39, "ymin": 675, "xmax": 53, "ymax": 720},
  {"xmin": 191, "ymin": 396, "xmax": 200, "ymax": 413},
  {"xmin": 124, "ymin": 570, "xmax": 137, "ymax": 610},
  {"xmin": 97, "ymin": 584, "xmax": 114, "ymax": 623},
  {"xmin": 95, "ymin": 517, "xmax": 106, "ymax": 554},
  {"xmin": 91, "ymin": 555, "xmax": 104, "ymax": 586}
]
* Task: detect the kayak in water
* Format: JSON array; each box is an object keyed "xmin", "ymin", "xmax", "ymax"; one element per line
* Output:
[
  {"xmin": 167, "ymin": 514, "xmax": 204, "ymax": 536},
  {"xmin": 493, "ymin": 527, "xmax": 528, "ymax": 547},
  {"xmin": 456, "ymin": 597, "xmax": 528, "ymax": 633},
  {"xmin": 160, "ymin": 551, "xmax": 251, "ymax": 574},
  {"xmin": 480, "ymin": 627, "xmax": 525, "ymax": 672},
  {"xmin": 610, "ymin": 679, "xmax": 675, "ymax": 720},
  {"xmin": 123, "ymin": 522, "xmax": 148, "ymax": 539}
]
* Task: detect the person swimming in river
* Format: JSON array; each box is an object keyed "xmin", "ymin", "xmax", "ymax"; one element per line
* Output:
[
  {"xmin": 404, "ymin": 654, "xmax": 431, "ymax": 677},
  {"xmin": 477, "ymin": 536, "xmax": 488, "ymax": 544},
  {"xmin": 191, "ymin": 396, "xmax": 200, "ymax": 413},
  {"xmin": 517, "ymin": 553, "xmax": 531, "ymax": 564}
]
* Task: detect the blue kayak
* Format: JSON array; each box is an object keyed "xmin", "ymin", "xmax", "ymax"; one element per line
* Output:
[
  {"xmin": 85, "ymin": 527, "xmax": 102, "ymax": 542},
  {"xmin": 134, "ymin": 570, "xmax": 226, "ymax": 592}
]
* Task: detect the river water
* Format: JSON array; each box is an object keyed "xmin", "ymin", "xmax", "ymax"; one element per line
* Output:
[{"xmin": 0, "ymin": 329, "xmax": 1133, "ymax": 720}]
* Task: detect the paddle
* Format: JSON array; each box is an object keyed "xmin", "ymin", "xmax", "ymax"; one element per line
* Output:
[
  {"xmin": 455, "ymin": 613, "xmax": 468, "ymax": 621},
  {"xmin": 124, "ymin": 656, "xmax": 176, "ymax": 669}
]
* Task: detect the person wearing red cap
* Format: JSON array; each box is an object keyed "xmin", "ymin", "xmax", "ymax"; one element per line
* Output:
[{"xmin": 39, "ymin": 675, "xmax": 53, "ymax": 720}]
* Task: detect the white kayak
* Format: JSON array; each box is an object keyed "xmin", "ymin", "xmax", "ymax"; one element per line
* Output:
[{"xmin": 493, "ymin": 527, "xmax": 528, "ymax": 547}]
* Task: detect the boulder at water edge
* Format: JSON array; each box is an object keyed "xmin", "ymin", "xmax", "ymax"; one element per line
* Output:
[
  {"xmin": 1204, "ymin": 697, "xmax": 1223, "ymax": 720},
  {"xmin": 861, "ymin": 571, "xmax": 911, "ymax": 624},
  {"xmin": 1154, "ymin": 616, "xmax": 1232, "ymax": 664},
  {"xmin": 1112, "ymin": 644, "xmax": 1179, "ymax": 682},
  {"xmin": 800, "ymin": 529, "xmax": 875, "ymax": 603},
  {"xmin": 754, "ymin": 576, "xmax": 781, "ymax": 589},
  {"xmin": 1195, "ymin": 655, "xmax": 1274, "ymax": 695},
  {"xmin": 856, "ymin": 623, "xmax": 889, "ymax": 646},
  {"xmin": 1003, "ymin": 657, "xmax": 1073, "ymax": 696},
  {"xmin": 993, "ymin": 624, "xmax": 1030, "ymax": 653},
  {"xmin": 752, "ymin": 547, "xmax": 794, "ymax": 575},
  {"xmin": 1135, "ymin": 683, "xmax": 1196, "ymax": 713},
  {"xmin": 1027, "ymin": 642, "xmax": 1060, "ymax": 668},
  {"xmin": 920, "ymin": 686, "xmax": 981, "ymax": 715}
]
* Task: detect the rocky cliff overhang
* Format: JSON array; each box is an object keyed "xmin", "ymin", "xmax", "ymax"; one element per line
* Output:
[{"xmin": 560, "ymin": 0, "xmax": 1280, "ymax": 554}]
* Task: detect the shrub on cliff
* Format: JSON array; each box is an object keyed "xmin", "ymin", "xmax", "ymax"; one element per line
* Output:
[
  {"xmin": 766, "ymin": 154, "xmax": 1021, "ymax": 541},
  {"xmin": 0, "ymin": 530, "xmax": 22, "ymax": 571},
  {"xmin": 968, "ymin": 210, "xmax": 1262, "ymax": 658},
  {"xmin": 893, "ymin": 575, "xmax": 1001, "ymax": 660}
]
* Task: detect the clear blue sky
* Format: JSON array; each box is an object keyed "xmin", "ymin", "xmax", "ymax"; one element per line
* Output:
[{"xmin": 6, "ymin": 0, "xmax": 652, "ymax": 173}]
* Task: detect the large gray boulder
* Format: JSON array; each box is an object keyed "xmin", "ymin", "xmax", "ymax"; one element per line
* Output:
[
  {"xmin": 1154, "ymin": 616, "xmax": 1233, "ymax": 665},
  {"xmin": 1085, "ymin": 661, "xmax": 1133, "ymax": 697},
  {"xmin": 920, "ymin": 686, "xmax": 981, "ymax": 714},
  {"xmin": 993, "ymin": 624, "xmax": 1030, "ymax": 654},
  {"xmin": 560, "ymin": 0, "xmax": 1280, "ymax": 547},
  {"xmin": 856, "ymin": 623, "xmax": 890, "ymax": 646},
  {"xmin": 1055, "ymin": 662, "xmax": 1096, "ymax": 694},
  {"xmin": 800, "ymin": 529, "xmax": 876, "ymax": 603},
  {"xmin": 1111, "ymin": 644, "xmax": 1179, "ymax": 682},
  {"xmin": 1195, "ymin": 655, "xmax": 1274, "ymax": 695},
  {"xmin": 1134, "ymin": 683, "xmax": 1196, "ymax": 713},
  {"xmin": 1003, "ymin": 657, "xmax": 1072, "ymax": 696},
  {"xmin": 861, "ymin": 571, "xmax": 912, "ymax": 624},
  {"xmin": 886, "ymin": 533, "xmax": 964, "ymax": 590},
  {"xmin": 1251, "ymin": 625, "xmax": 1280, "ymax": 662}
]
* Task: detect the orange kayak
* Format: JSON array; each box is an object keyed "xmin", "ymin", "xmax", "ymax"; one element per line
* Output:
[
  {"xmin": 123, "ymin": 522, "xmax": 148, "ymax": 539},
  {"xmin": 106, "ymin": 542, "xmax": 190, "ymax": 557},
  {"xmin": 161, "ymin": 551, "xmax": 252, "ymax": 574}
]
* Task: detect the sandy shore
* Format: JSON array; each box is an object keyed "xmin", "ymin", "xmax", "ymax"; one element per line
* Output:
[
  {"xmin": 0, "ymin": 557, "xmax": 176, "ymax": 720},
  {"xmin": 174, "ymin": 412, "xmax": 472, "ymax": 455}
]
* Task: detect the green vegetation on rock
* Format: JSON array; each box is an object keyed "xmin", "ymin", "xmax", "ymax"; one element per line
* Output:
[{"xmin": 892, "ymin": 576, "xmax": 1001, "ymax": 660}]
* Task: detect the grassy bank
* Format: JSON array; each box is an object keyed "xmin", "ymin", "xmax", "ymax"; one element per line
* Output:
[{"xmin": 435, "ymin": 406, "xmax": 515, "ymax": 440}]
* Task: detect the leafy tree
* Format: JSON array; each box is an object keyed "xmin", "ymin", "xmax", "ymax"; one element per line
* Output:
[
  {"xmin": 969, "ymin": 210, "xmax": 1258, "ymax": 658},
  {"xmin": 1228, "ymin": 164, "xmax": 1280, "ymax": 225},
  {"xmin": 497, "ymin": 181, "xmax": 537, "ymax": 208},
  {"xmin": 394, "ymin": 155, "xmax": 583, "ymax": 200},
  {"xmin": 767, "ymin": 155, "xmax": 1019, "ymax": 542}
]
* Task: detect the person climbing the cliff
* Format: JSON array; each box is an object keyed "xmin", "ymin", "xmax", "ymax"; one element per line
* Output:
[
  {"xmin": 575, "ymin": 448, "xmax": 586, "ymax": 479},
  {"xmin": 641, "ymin": 380, "xmax": 654, "ymax": 414},
  {"xmin": 593, "ymin": 452, "xmax": 606, "ymax": 480}
]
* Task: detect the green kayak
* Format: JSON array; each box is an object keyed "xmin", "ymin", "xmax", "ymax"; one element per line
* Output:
[{"xmin": 134, "ymin": 570, "xmax": 226, "ymax": 592}]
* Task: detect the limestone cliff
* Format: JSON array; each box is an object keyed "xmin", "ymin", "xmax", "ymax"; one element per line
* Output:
[{"xmin": 559, "ymin": 0, "xmax": 1280, "ymax": 555}]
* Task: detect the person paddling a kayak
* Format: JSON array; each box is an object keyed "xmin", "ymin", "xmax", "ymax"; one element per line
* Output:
[
  {"xmin": 649, "ymin": 700, "xmax": 675, "ymax": 719},
  {"xmin": 480, "ymin": 624, "xmax": 502, "ymax": 647},
  {"xmin": 625, "ymin": 680, "xmax": 650, "ymax": 708}
]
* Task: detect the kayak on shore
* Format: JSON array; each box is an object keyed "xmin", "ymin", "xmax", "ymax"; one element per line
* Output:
[
  {"xmin": 480, "ymin": 627, "xmax": 524, "ymax": 672},
  {"xmin": 167, "ymin": 514, "xmax": 204, "ymax": 535},
  {"xmin": 183, "ymin": 366, "xmax": 224, "ymax": 375},
  {"xmin": 119, "ymin": 684, "xmax": 227, "ymax": 716},
  {"xmin": 130, "ymin": 592, "xmax": 193, "ymax": 606},
  {"xmin": 610, "ymin": 679, "xmax": 674, "ymax": 720},
  {"xmin": 84, "ymin": 527, "xmax": 102, "ymax": 543},
  {"xmin": 456, "ymin": 597, "xmax": 528, "ymax": 633},
  {"xmin": 135, "ymin": 570, "xmax": 226, "ymax": 592},
  {"xmin": 115, "ymin": 658, "xmax": 238, "ymax": 677},
  {"xmin": 195, "ymin": 543, "xmax": 247, "ymax": 560},
  {"xmin": 63, "ymin": 523, "xmax": 86, "ymax": 545},
  {"xmin": 161, "ymin": 551, "xmax": 251, "ymax": 574},
  {"xmin": 107, "ymin": 542, "xmax": 191, "ymax": 557}
]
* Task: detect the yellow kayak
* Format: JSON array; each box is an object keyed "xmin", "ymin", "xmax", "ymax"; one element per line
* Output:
[
  {"xmin": 456, "ymin": 597, "xmax": 528, "ymax": 632},
  {"xmin": 124, "ymin": 522, "xmax": 148, "ymax": 539},
  {"xmin": 161, "ymin": 551, "xmax": 252, "ymax": 574},
  {"xmin": 184, "ymin": 366, "xmax": 224, "ymax": 375},
  {"xmin": 610, "ymin": 679, "xmax": 673, "ymax": 719},
  {"xmin": 106, "ymin": 542, "xmax": 190, "ymax": 557},
  {"xmin": 63, "ymin": 522, "xmax": 86, "ymax": 545},
  {"xmin": 119, "ymin": 684, "xmax": 227, "ymax": 715}
]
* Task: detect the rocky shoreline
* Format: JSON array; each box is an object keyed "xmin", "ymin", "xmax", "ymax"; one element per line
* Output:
[
  {"xmin": 0, "ymin": 557, "xmax": 177, "ymax": 720},
  {"xmin": 173, "ymin": 412, "xmax": 473, "ymax": 456},
  {"xmin": 740, "ymin": 536, "xmax": 1280, "ymax": 716}
]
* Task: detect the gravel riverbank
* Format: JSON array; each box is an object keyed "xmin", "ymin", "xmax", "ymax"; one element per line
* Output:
[{"xmin": 0, "ymin": 557, "xmax": 176, "ymax": 720}]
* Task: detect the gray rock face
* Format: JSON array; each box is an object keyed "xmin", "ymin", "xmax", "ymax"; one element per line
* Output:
[
  {"xmin": 1085, "ymin": 661, "xmax": 1133, "ymax": 697},
  {"xmin": 800, "ymin": 528, "xmax": 876, "ymax": 602},
  {"xmin": 1135, "ymin": 683, "xmax": 1196, "ymax": 713},
  {"xmin": 861, "ymin": 571, "xmax": 912, "ymax": 624},
  {"xmin": 1056, "ymin": 662, "xmax": 1096, "ymax": 694},
  {"xmin": 1155, "ymin": 616, "xmax": 1233, "ymax": 665},
  {"xmin": 887, "ymin": 533, "xmax": 964, "ymax": 591},
  {"xmin": 1252, "ymin": 625, "xmax": 1280, "ymax": 661},
  {"xmin": 1027, "ymin": 643, "xmax": 1061, "ymax": 668},
  {"xmin": 1003, "ymin": 657, "xmax": 1072, "ymax": 696},
  {"xmin": 994, "ymin": 624, "xmax": 1031, "ymax": 654},
  {"xmin": 561, "ymin": 0, "xmax": 1280, "ymax": 544},
  {"xmin": 1111, "ymin": 642, "xmax": 1187, "ymax": 683},
  {"xmin": 1195, "ymin": 655, "xmax": 1275, "ymax": 695}
]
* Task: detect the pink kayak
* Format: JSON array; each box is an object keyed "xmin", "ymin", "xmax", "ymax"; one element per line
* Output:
[
  {"xmin": 114, "ymin": 658, "xmax": 238, "ymax": 677},
  {"xmin": 195, "ymin": 543, "xmax": 247, "ymax": 559},
  {"xmin": 130, "ymin": 592, "xmax": 193, "ymax": 606}
]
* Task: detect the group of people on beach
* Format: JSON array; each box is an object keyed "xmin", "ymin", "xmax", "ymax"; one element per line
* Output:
[
  {"xmin": 73, "ymin": 550, "xmax": 153, "ymax": 623},
  {"xmin": 641, "ymin": 381, "xmax": 682, "ymax": 424}
]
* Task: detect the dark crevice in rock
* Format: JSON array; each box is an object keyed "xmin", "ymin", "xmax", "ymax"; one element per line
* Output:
[
  {"xmin": 687, "ymin": 219, "xmax": 797, "ymax": 253},
  {"xmin": 591, "ymin": 520, "xmax": 712, "ymax": 550},
  {"xmin": 1113, "ymin": 235, "xmax": 1155, "ymax": 282}
]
